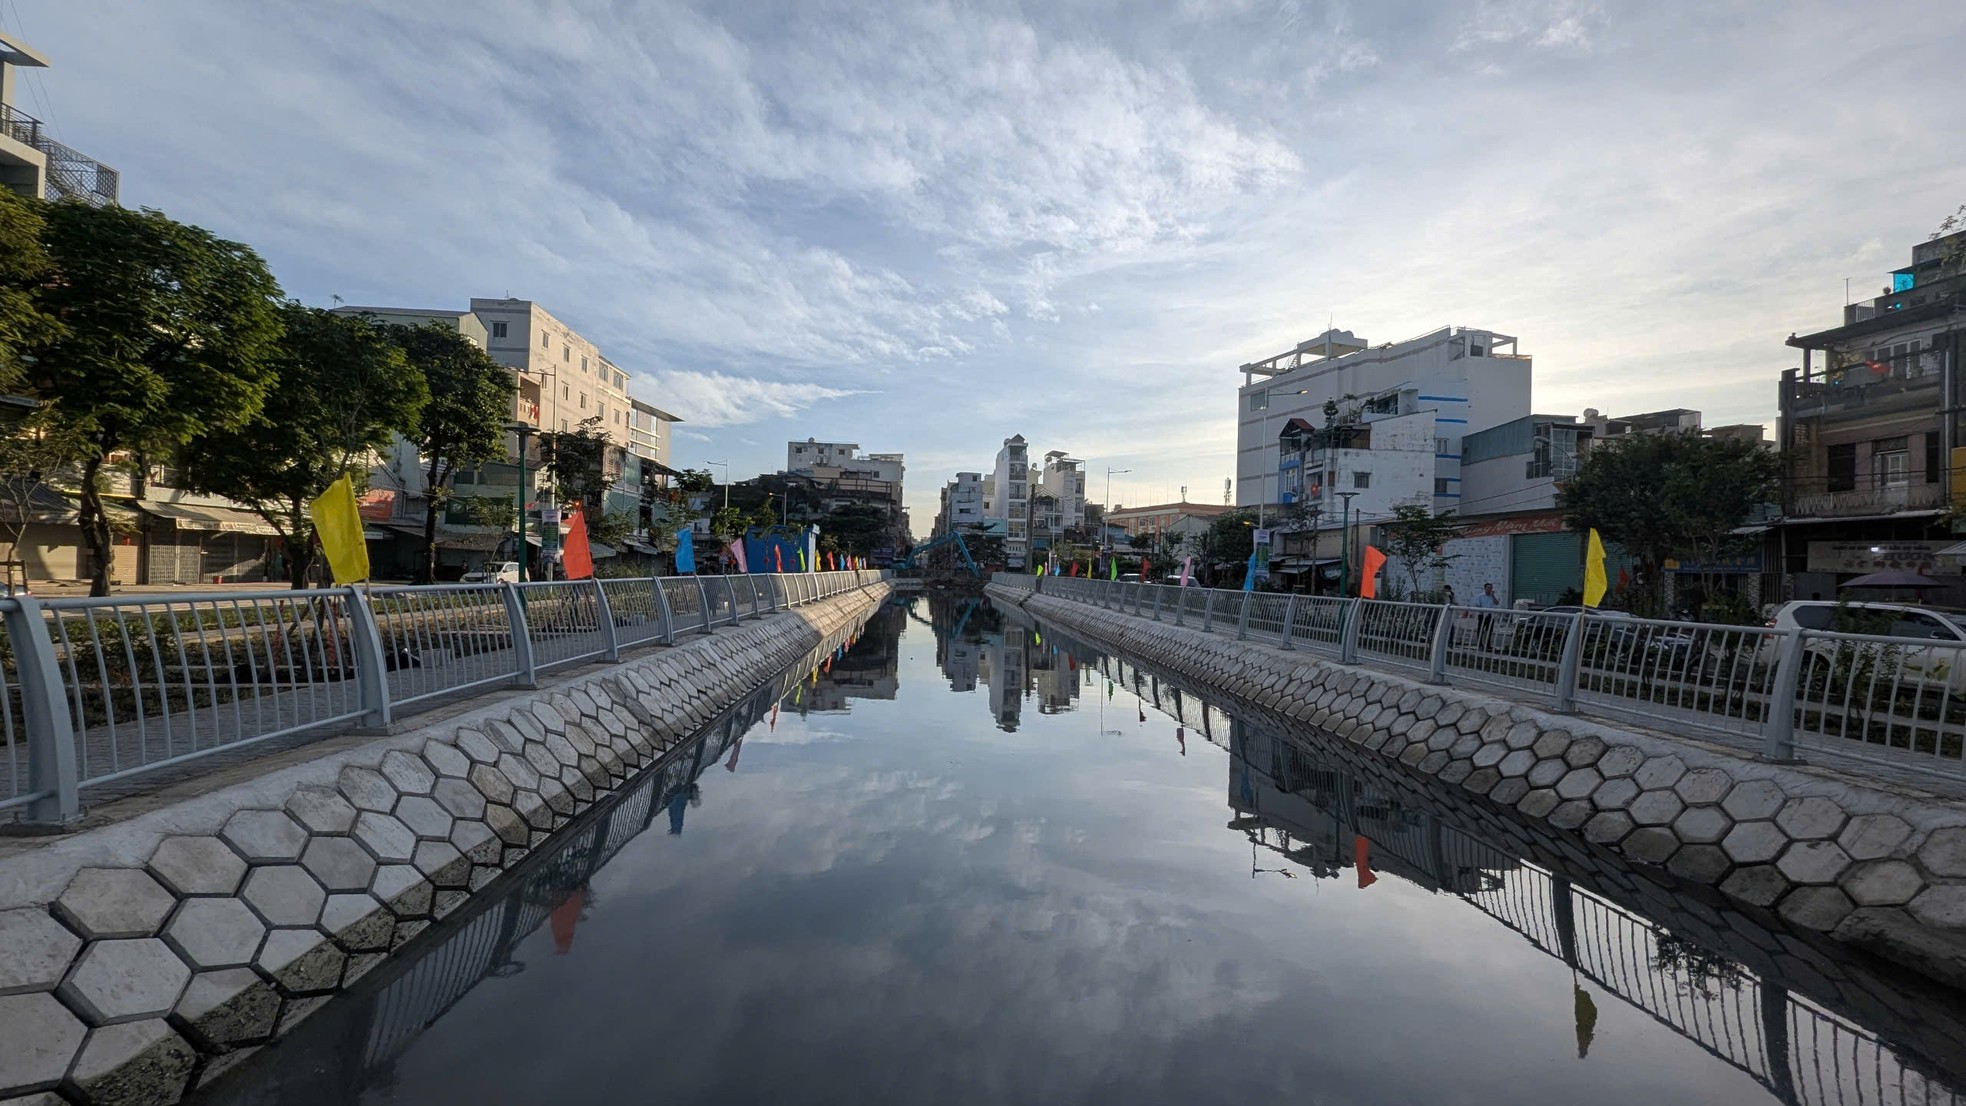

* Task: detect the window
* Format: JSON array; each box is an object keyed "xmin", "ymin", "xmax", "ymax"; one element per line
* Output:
[
  {"xmin": 1928, "ymin": 433, "xmax": 1942, "ymax": 485},
  {"xmin": 1892, "ymin": 612, "xmax": 1961, "ymax": 641},
  {"xmin": 1469, "ymin": 343, "xmax": 1486, "ymax": 357},
  {"xmin": 1365, "ymin": 393, "xmax": 1398, "ymax": 416},
  {"xmin": 562, "ymin": 385, "xmax": 569, "ymax": 399},
  {"xmin": 563, "ymin": 346, "xmax": 571, "ymax": 362},
  {"xmin": 579, "ymin": 393, "xmax": 588, "ymax": 409},
  {"xmin": 1826, "ymin": 443, "xmax": 1857, "ymax": 492},
  {"xmin": 581, "ymin": 356, "xmax": 588, "ymax": 372},
  {"xmin": 1249, "ymin": 392, "xmax": 1270, "ymax": 412},
  {"xmin": 1353, "ymin": 471, "xmax": 1371, "ymax": 489},
  {"xmin": 1874, "ymin": 436, "xmax": 1910, "ymax": 487},
  {"xmin": 1435, "ymin": 437, "xmax": 1451, "ymax": 455},
  {"xmin": 542, "ymin": 333, "xmax": 550, "ymax": 349},
  {"xmin": 1435, "ymin": 478, "xmax": 1451, "ymax": 495},
  {"xmin": 491, "ymin": 321, "xmax": 508, "ymax": 339}
]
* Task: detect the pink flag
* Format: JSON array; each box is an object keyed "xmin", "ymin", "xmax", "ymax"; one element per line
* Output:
[
  {"xmin": 728, "ymin": 540, "xmax": 748, "ymax": 573},
  {"xmin": 1178, "ymin": 556, "xmax": 1193, "ymax": 588}
]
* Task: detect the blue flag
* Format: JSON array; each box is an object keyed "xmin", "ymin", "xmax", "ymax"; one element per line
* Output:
[
  {"xmin": 675, "ymin": 528, "xmax": 696, "ymax": 574},
  {"xmin": 1242, "ymin": 551, "xmax": 1257, "ymax": 591}
]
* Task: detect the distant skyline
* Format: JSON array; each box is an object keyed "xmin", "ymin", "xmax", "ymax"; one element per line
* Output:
[{"xmin": 13, "ymin": 1, "xmax": 1964, "ymax": 534}]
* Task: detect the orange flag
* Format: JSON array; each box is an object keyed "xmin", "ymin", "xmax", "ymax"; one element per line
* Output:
[
  {"xmin": 562, "ymin": 505, "xmax": 595, "ymax": 580},
  {"xmin": 1359, "ymin": 545, "xmax": 1387, "ymax": 599},
  {"xmin": 775, "ymin": 545, "xmax": 784, "ymax": 572},
  {"xmin": 1354, "ymin": 835, "xmax": 1378, "ymax": 889}
]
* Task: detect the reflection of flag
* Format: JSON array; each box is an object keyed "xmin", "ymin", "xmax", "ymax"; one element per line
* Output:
[
  {"xmin": 308, "ymin": 473, "xmax": 370, "ymax": 584},
  {"xmin": 1574, "ymin": 984, "xmax": 1598, "ymax": 1058},
  {"xmin": 550, "ymin": 891, "xmax": 582, "ymax": 954},
  {"xmin": 1584, "ymin": 528, "xmax": 1608, "ymax": 608},
  {"xmin": 1359, "ymin": 545, "xmax": 1387, "ymax": 598},
  {"xmin": 1354, "ymin": 835, "xmax": 1378, "ymax": 889},
  {"xmin": 769, "ymin": 703, "xmax": 779, "ymax": 731},
  {"xmin": 561, "ymin": 506, "xmax": 594, "ymax": 580}
]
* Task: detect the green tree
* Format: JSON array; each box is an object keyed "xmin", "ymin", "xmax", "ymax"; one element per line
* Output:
[
  {"xmin": 181, "ymin": 305, "xmax": 427, "ymax": 587},
  {"xmin": 0, "ymin": 409, "xmax": 86, "ymax": 583},
  {"xmin": 0, "ymin": 190, "xmax": 52, "ymax": 391},
  {"xmin": 1197, "ymin": 509, "xmax": 1258, "ymax": 585},
  {"xmin": 1559, "ymin": 431, "xmax": 1779, "ymax": 612},
  {"xmin": 820, "ymin": 501, "xmax": 892, "ymax": 555},
  {"xmin": 709, "ymin": 505, "xmax": 747, "ymax": 539},
  {"xmin": 390, "ymin": 323, "xmax": 514, "ymax": 583},
  {"xmin": 537, "ymin": 416, "xmax": 617, "ymax": 520},
  {"xmin": 1377, "ymin": 503, "xmax": 1466, "ymax": 597},
  {"xmin": 27, "ymin": 203, "xmax": 284, "ymax": 594}
]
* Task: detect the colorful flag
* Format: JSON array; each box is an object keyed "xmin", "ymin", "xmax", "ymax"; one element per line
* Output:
[
  {"xmin": 1179, "ymin": 556, "xmax": 1192, "ymax": 588},
  {"xmin": 1141, "ymin": 557, "xmax": 1149, "ymax": 581},
  {"xmin": 1360, "ymin": 545, "xmax": 1388, "ymax": 598},
  {"xmin": 774, "ymin": 544, "xmax": 784, "ymax": 573},
  {"xmin": 1034, "ymin": 558, "xmax": 1043, "ymax": 576},
  {"xmin": 798, "ymin": 548, "xmax": 808, "ymax": 572},
  {"xmin": 1584, "ymin": 528, "xmax": 1608, "ymax": 608},
  {"xmin": 674, "ymin": 528, "xmax": 696, "ymax": 574},
  {"xmin": 1354, "ymin": 836, "xmax": 1378, "ymax": 890},
  {"xmin": 1069, "ymin": 561, "xmax": 1079, "ymax": 577},
  {"xmin": 1242, "ymin": 551, "xmax": 1257, "ymax": 591},
  {"xmin": 307, "ymin": 473, "xmax": 370, "ymax": 584},
  {"xmin": 561, "ymin": 505, "xmax": 594, "ymax": 580},
  {"xmin": 1108, "ymin": 557, "xmax": 1118, "ymax": 581},
  {"xmin": 729, "ymin": 539, "xmax": 748, "ymax": 574}
]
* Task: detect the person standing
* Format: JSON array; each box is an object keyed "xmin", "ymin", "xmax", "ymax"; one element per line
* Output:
[{"xmin": 1474, "ymin": 583, "xmax": 1502, "ymax": 650}]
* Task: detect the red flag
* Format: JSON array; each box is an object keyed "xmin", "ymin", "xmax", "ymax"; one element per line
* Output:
[
  {"xmin": 775, "ymin": 545, "xmax": 784, "ymax": 572},
  {"xmin": 1069, "ymin": 561, "xmax": 1079, "ymax": 577},
  {"xmin": 1354, "ymin": 835, "xmax": 1378, "ymax": 889},
  {"xmin": 1359, "ymin": 545, "xmax": 1387, "ymax": 599},
  {"xmin": 561, "ymin": 505, "xmax": 595, "ymax": 580},
  {"xmin": 1142, "ymin": 557, "xmax": 1150, "ymax": 581}
]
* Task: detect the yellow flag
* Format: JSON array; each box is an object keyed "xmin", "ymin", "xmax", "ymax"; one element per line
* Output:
[
  {"xmin": 1584, "ymin": 528, "xmax": 1608, "ymax": 609},
  {"xmin": 309, "ymin": 473, "xmax": 370, "ymax": 585}
]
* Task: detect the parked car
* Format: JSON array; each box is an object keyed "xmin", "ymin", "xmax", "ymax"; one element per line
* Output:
[
  {"xmin": 461, "ymin": 561, "xmax": 521, "ymax": 584},
  {"xmin": 1118, "ymin": 573, "xmax": 1143, "ymax": 583},
  {"xmin": 1765, "ymin": 600, "xmax": 1966, "ymax": 695}
]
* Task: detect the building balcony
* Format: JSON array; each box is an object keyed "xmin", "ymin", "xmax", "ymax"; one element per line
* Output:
[
  {"xmin": 1788, "ymin": 481, "xmax": 1947, "ymax": 519},
  {"xmin": 0, "ymin": 103, "xmax": 117, "ymax": 206}
]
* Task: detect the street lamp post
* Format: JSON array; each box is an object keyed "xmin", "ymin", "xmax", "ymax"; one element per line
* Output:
[
  {"xmin": 503, "ymin": 421, "xmax": 534, "ymax": 583},
  {"xmin": 1104, "ymin": 467, "xmax": 1130, "ymax": 551},
  {"xmin": 1335, "ymin": 490, "xmax": 1361, "ymax": 595},
  {"xmin": 705, "ymin": 459, "xmax": 730, "ymax": 509}
]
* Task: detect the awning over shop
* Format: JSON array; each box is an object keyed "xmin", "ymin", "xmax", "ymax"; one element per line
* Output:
[
  {"xmin": 589, "ymin": 541, "xmax": 617, "ymax": 559},
  {"xmin": 0, "ymin": 481, "xmax": 79, "ymax": 525},
  {"xmin": 382, "ymin": 521, "xmax": 505, "ymax": 551},
  {"xmin": 1775, "ymin": 509, "xmax": 1948, "ymax": 526},
  {"xmin": 140, "ymin": 501, "xmax": 282, "ymax": 536},
  {"xmin": 624, "ymin": 539, "xmax": 662, "ymax": 556},
  {"xmin": 1937, "ymin": 541, "xmax": 1966, "ymax": 559}
]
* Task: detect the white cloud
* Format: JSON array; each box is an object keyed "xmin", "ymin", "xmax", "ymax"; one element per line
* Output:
[{"xmin": 648, "ymin": 371, "xmax": 862, "ymax": 429}]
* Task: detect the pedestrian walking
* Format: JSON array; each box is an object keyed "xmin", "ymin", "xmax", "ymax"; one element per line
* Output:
[{"xmin": 1474, "ymin": 582, "xmax": 1502, "ymax": 650}]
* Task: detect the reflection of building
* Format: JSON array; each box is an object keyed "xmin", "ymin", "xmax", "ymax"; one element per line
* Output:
[{"xmin": 792, "ymin": 601, "xmax": 904, "ymax": 713}]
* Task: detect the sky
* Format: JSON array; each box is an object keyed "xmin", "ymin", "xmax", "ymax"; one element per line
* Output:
[{"xmin": 9, "ymin": 0, "xmax": 1964, "ymax": 536}]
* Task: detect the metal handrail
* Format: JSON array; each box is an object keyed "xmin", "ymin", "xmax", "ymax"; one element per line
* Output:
[
  {"xmin": 0, "ymin": 570, "xmax": 886, "ymax": 824},
  {"xmin": 996, "ymin": 572, "xmax": 1966, "ymax": 782}
]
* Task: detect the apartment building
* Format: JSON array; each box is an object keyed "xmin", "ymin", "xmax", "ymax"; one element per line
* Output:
[
  {"xmin": 1236, "ymin": 326, "xmax": 1532, "ymax": 515},
  {"xmin": 935, "ymin": 472, "xmax": 987, "ymax": 537},
  {"xmin": 469, "ymin": 298, "xmax": 634, "ymax": 441},
  {"xmin": 627, "ymin": 397, "xmax": 681, "ymax": 473},
  {"xmin": 787, "ymin": 439, "xmax": 909, "ymax": 549},
  {"xmin": 1777, "ymin": 228, "xmax": 1966, "ymax": 602},
  {"xmin": 990, "ymin": 435, "xmax": 1032, "ymax": 567},
  {"xmin": 1036, "ymin": 452, "xmax": 1086, "ymax": 539},
  {"xmin": 0, "ymin": 31, "xmax": 117, "ymax": 206}
]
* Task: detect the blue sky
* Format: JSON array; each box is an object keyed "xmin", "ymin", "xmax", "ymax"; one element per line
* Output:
[{"xmin": 11, "ymin": 1, "xmax": 1964, "ymax": 533}]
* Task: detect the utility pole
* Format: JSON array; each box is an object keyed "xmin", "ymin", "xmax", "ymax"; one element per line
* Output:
[
  {"xmin": 705, "ymin": 459, "xmax": 730, "ymax": 509},
  {"xmin": 1336, "ymin": 491, "xmax": 1361, "ymax": 595},
  {"xmin": 1105, "ymin": 467, "xmax": 1130, "ymax": 551},
  {"xmin": 504, "ymin": 421, "xmax": 534, "ymax": 582}
]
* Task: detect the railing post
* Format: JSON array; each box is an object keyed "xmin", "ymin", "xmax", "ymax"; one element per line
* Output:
[
  {"xmin": 1202, "ymin": 590, "xmax": 1216, "ymax": 633},
  {"xmin": 1152, "ymin": 585, "xmax": 1164, "ymax": 622},
  {"xmin": 1763, "ymin": 628, "xmax": 1806, "ymax": 762},
  {"xmin": 651, "ymin": 577, "xmax": 677, "ymax": 645},
  {"xmin": 1172, "ymin": 587, "xmax": 1186, "ymax": 626},
  {"xmin": 1427, "ymin": 604, "xmax": 1452, "ymax": 684},
  {"xmin": 501, "ymin": 582, "xmax": 537, "ymax": 688},
  {"xmin": 1236, "ymin": 591, "xmax": 1252, "ymax": 640},
  {"xmin": 6, "ymin": 592, "xmax": 80, "ymax": 825},
  {"xmin": 694, "ymin": 577, "xmax": 713, "ymax": 632},
  {"xmin": 1551, "ymin": 610, "xmax": 1586, "ymax": 713},
  {"xmin": 1279, "ymin": 594, "xmax": 1297, "ymax": 650},
  {"xmin": 591, "ymin": 579, "xmax": 620, "ymax": 661},
  {"xmin": 1339, "ymin": 597, "xmax": 1363, "ymax": 663},
  {"xmin": 344, "ymin": 587, "xmax": 394, "ymax": 730}
]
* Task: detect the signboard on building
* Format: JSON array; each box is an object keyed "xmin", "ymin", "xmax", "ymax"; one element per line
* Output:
[
  {"xmin": 1456, "ymin": 512, "xmax": 1568, "ymax": 540},
  {"xmin": 357, "ymin": 489, "xmax": 397, "ymax": 522},
  {"xmin": 1664, "ymin": 552, "xmax": 1763, "ymax": 574},
  {"xmin": 1806, "ymin": 541, "xmax": 1954, "ymax": 574}
]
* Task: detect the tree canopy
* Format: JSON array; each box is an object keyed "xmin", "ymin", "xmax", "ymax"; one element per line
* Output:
[
  {"xmin": 389, "ymin": 323, "xmax": 513, "ymax": 583},
  {"xmin": 0, "ymin": 190, "xmax": 51, "ymax": 392},
  {"xmin": 181, "ymin": 304, "xmax": 428, "ymax": 586},
  {"xmin": 537, "ymin": 416, "xmax": 617, "ymax": 520},
  {"xmin": 1376, "ymin": 503, "xmax": 1466, "ymax": 597},
  {"xmin": 820, "ymin": 501, "xmax": 893, "ymax": 554},
  {"xmin": 29, "ymin": 203, "xmax": 285, "ymax": 594}
]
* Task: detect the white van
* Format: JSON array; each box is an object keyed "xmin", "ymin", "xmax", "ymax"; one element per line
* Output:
[{"xmin": 462, "ymin": 561, "xmax": 521, "ymax": 584}]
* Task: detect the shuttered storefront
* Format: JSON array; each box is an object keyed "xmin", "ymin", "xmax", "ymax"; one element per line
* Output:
[{"xmin": 1510, "ymin": 530, "xmax": 1582, "ymax": 606}]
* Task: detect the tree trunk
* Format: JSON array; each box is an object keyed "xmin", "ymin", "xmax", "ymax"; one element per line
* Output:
[
  {"xmin": 285, "ymin": 501, "xmax": 316, "ymax": 590},
  {"xmin": 418, "ymin": 459, "xmax": 445, "ymax": 586},
  {"xmin": 77, "ymin": 454, "xmax": 113, "ymax": 597}
]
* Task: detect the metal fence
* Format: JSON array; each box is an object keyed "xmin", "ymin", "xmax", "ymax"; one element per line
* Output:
[
  {"xmin": 0, "ymin": 570, "xmax": 883, "ymax": 823},
  {"xmin": 995, "ymin": 572, "xmax": 1966, "ymax": 784}
]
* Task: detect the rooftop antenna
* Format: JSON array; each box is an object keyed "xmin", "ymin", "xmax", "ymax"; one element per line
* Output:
[
  {"xmin": 1180, "ymin": 484, "xmax": 1188, "ymax": 503},
  {"xmin": 1223, "ymin": 477, "xmax": 1231, "ymax": 506},
  {"xmin": 331, "ymin": 293, "xmax": 343, "ymax": 307}
]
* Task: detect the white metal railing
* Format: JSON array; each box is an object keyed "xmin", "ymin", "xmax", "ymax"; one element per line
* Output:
[
  {"xmin": 0, "ymin": 570, "xmax": 886, "ymax": 823},
  {"xmin": 993, "ymin": 571, "xmax": 1966, "ymax": 783}
]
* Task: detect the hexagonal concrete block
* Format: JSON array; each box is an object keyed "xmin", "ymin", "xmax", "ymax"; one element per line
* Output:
[
  {"xmin": 1674, "ymin": 768, "xmax": 1732, "ymax": 806},
  {"xmin": 1493, "ymin": 749, "xmax": 1535, "ymax": 779},
  {"xmin": 1470, "ymin": 743, "xmax": 1508, "ymax": 770},
  {"xmin": 1720, "ymin": 864, "xmax": 1790, "ymax": 908},
  {"xmin": 1843, "ymin": 860, "xmax": 1924, "ymax": 907},
  {"xmin": 1597, "ymin": 745, "xmax": 1644, "ymax": 779},
  {"xmin": 0, "ymin": 909, "xmax": 82, "ymax": 997},
  {"xmin": 1593, "ymin": 778, "xmax": 1640, "ymax": 811},
  {"xmin": 454, "ymin": 728, "xmax": 500, "ymax": 765},
  {"xmin": 338, "ymin": 765, "xmax": 398, "ymax": 814},
  {"xmin": 428, "ymin": 776, "xmax": 488, "ymax": 822},
  {"xmin": 1722, "ymin": 779, "xmax": 1785, "ymax": 822},
  {"xmin": 1563, "ymin": 736, "xmax": 1606, "ymax": 768},
  {"xmin": 1530, "ymin": 731, "xmax": 1570, "ymax": 759},
  {"xmin": 1517, "ymin": 788, "xmax": 1561, "ymax": 819},
  {"xmin": 1667, "ymin": 844, "xmax": 1732, "ymax": 883},
  {"xmin": 284, "ymin": 787, "xmax": 359, "ymax": 837},
  {"xmin": 300, "ymin": 837, "xmax": 378, "ymax": 894},
  {"xmin": 371, "ymin": 865, "xmax": 434, "ymax": 920},
  {"xmin": 394, "ymin": 795, "xmax": 454, "ymax": 842},
  {"xmin": 1722, "ymin": 821, "xmax": 1787, "ymax": 865},
  {"xmin": 146, "ymin": 836, "xmax": 248, "ymax": 898},
  {"xmin": 66, "ymin": 1017, "xmax": 198, "ymax": 1105},
  {"xmin": 1673, "ymin": 805, "xmax": 1733, "ymax": 845},
  {"xmin": 421, "ymin": 740, "xmax": 472, "ymax": 780},
  {"xmin": 1632, "ymin": 755, "xmax": 1686, "ymax": 792},
  {"xmin": 54, "ymin": 868, "xmax": 178, "ymax": 944},
  {"xmin": 413, "ymin": 841, "xmax": 470, "ymax": 890},
  {"xmin": 240, "ymin": 866, "xmax": 326, "ymax": 928},
  {"xmin": 0, "ymin": 991, "xmax": 88, "ymax": 1093},
  {"xmin": 1630, "ymin": 789, "xmax": 1685, "ymax": 827},
  {"xmin": 1778, "ymin": 840, "xmax": 1853, "ymax": 886},
  {"xmin": 255, "ymin": 928, "xmax": 345, "ymax": 996},
  {"xmin": 1549, "ymin": 800, "xmax": 1593, "ymax": 831},
  {"xmin": 57, "ymin": 938, "xmax": 191, "ymax": 1025},
  {"xmin": 221, "ymin": 809, "xmax": 311, "ymax": 864},
  {"xmin": 496, "ymin": 753, "xmax": 542, "ymax": 793},
  {"xmin": 173, "ymin": 967, "xmax": 280, "ymax": 1051},
  {"xmin": 321, "ymin": 894, "xmax": 393, "ymax": 954},
  {"xmin": 449, "ymin": 819, "xmax": 501, "ymax": 866},
  {"xmin": 1908, "ymin": 884, "xmax": 1966, "ymax": 929},
  {"xmin": 1835, "ymin": 814, "xmax": 1912, "ymax": 862},
  {"xmin": 352, "ymin": 812, "xmax": 418, "ymax": 864},
  {"xmin": 1917, "ymin": 826, "xmax": 1966, "ymax": 878},
  {"xmin": 1780, "ymin": 886, "xmax": 1855, "ymax": 931},
  {"xmin": 163, "ymin": 897, "xmax": 266, "ymax": 970},
  {"xmin": 379, "ymin": 749, "xmax": 436, "ymax": 796},
  {"xmin": 1622, "ymin": 826, "xmax": 1680, "ymax": 866},
  {"xmin": 485, "ymin": 805, "xmax": 529, "ymax": 847},
  {"xmin": 1502, "ymin": 721, "xmax": 1539, "ymax": 750},
  {"xmin": 1584, "ymin": 811, "xmax": 1635, "ymax": 845},
  {"xmin": 1526, "ymin": 759, "xmax": 1567, "ymax": 789},
  {"xmin": 1775, "ymin": 796, "xmax": 1847, "ymax": 841},
  {"xmin": 467, "ymin": 762, "xmax": 517, "ymax": 807}
]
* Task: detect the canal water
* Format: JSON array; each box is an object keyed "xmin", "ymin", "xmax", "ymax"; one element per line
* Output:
[{"xmin": 200, "ymin": 594, "xmax": 1966, "ymax": 1106}]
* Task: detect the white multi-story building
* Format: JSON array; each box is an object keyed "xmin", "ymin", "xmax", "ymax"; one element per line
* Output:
[
  {"xmin": 1237, "ymin": 326, "xmax": 1532, "ymax": 516},
  {"xmin": 470, "ymin": 298, "xmax": 634, "ymax": 441},
  {"xmin": 936, "ymin": 472, "xmax": 987, "ymax": 537},
  {"xmin": 0, "ymin": 31, "xmax": 117, "ymax": 206},
  {"xmin": 627, "ymin": 397, "xmax": 681, "ymax": 473},
  {"xmin": 1037, "ymin": 451, "xmax": 1086, "ymax": 538},
  {"xmin": 990, "ymin": 435, "xmax": 1032, "ymax": 567}
]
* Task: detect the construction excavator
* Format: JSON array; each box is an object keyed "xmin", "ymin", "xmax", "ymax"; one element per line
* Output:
[{"xmin": 895, "ymin": 531, "xmax": 981, "ymax": 577}]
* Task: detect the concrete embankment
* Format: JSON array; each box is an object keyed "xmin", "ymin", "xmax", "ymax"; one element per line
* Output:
[
  {"xmin": 0, "ymin": 583, "xmax": 888, "ymax": 1105},
  {"xmin": 991, "ymin": 583, "xmax": 1966, "ymax": 988}
]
